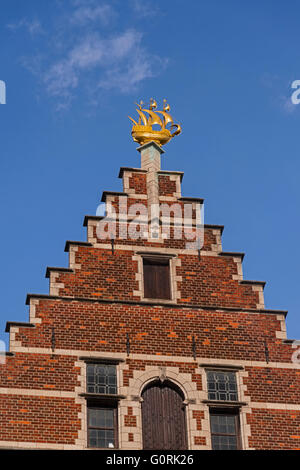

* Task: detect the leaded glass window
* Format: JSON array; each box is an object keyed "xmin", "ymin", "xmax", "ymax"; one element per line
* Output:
[
  {"xmin": 210, "ymin": 412, "xmax": 240, "ymax": 450},
  {"xmin": 88, "ymin": 407, "xmax": 116, "ymax": 448},
  {"xmin": 87, "ymin": 364, "xmax": 117, "ymax": 395},
  {"xmin": 207, "ymin": 370, "xmax": 238, "ymax": 401}
]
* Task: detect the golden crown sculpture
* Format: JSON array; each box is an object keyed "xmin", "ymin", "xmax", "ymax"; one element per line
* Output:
[{"xmin": 128, "ymin": 98, "xmax": 181, "ymax": 147}]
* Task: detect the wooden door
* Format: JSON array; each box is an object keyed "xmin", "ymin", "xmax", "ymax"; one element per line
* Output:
[{"xmin": 141, "ymin": 380, "xmax": 187, "ymax": 450}]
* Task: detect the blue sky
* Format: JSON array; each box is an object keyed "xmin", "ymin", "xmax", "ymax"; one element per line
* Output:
[{"xmin": 1, "ymin": 0, "xmax": 300, "ymax": 348}]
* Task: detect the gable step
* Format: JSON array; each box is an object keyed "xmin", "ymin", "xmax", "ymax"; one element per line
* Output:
[
  {"xmin": 45, "ymin": 267, "xmax": 74, "ymax": 278},
  {"xmin": 64, "ymin": 241, "xmax": 93, "ymax": 252}
]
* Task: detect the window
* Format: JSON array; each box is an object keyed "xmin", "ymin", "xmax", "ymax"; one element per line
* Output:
[
  {"xmin": 88, "ymin": 405, "xmax": 118, "ymax": 449},
  {"xmin": 207, "ymin": 370, "xmax": 238, "ymax": 402},
  {"xmin": 87, "ymin": 364, "xmax": 117, "ymax": 395},
  {"xmin": 210, "ymin": 409, "xmax": 241, "ymax": 450},
  {"xmin": 85, "ymin": 362, "xmax": 119, "ymax": 449},
  {"xmin": 206, "ymin": 370, "xmax": 242, "ymax": 450},
  {"xmin": 143, "ymin": 257, "xmax": 171, "ymax": 300}
]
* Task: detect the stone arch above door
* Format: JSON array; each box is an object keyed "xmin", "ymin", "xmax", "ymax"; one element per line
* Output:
[{"xmin": 119, "ymin": 363, "xmax": 208, "ymax": 450}]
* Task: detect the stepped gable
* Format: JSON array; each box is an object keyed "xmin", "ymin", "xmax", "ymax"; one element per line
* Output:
[
  {"xmin": 0, "ymin": 100, "xmax": 299, "ymax": 450},
  {"xmin": 42, "ymin": 144, "xmax": 265, "ymax": 310}
]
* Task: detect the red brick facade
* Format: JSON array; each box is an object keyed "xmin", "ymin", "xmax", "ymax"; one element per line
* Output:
[{"xmin": 0, "ymin": 141, "xmax": 299, "ymax": 449}]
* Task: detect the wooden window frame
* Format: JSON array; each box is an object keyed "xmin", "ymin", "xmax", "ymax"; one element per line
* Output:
[
  {"xmin": 209, "ymin": 407, "xmax": 242, "ymax": 450},
  {"xmin": 87, "ymin": 401, "xmax": 119, "ymax": 449},
  {"xmin": 142, "ymin": 255, "xmax": 173, "ymax": 301},
  {"xmin": 82, "ymin": 360, "xmax": 122, "ymax": 450}
]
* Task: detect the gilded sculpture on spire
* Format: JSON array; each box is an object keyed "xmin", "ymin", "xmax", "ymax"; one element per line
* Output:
[{"xmin": 128, "ymin": 99, "xmax": 182, "ymax": 147}]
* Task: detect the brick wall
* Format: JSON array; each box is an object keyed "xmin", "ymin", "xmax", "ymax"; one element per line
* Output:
[
  {"xmin": 247, "ymin": 409, "xmax": 300, "ymax": 450},
  {"xmin": 0, "ymin": 395, "xmax": 81, "ymax": 445}
]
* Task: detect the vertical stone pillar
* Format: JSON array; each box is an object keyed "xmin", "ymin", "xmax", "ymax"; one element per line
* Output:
[{"xmin": 137, "ymin": 141, "xmax": 164, "ymax": 239}]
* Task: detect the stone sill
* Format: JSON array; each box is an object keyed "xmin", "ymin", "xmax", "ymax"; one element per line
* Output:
[
  {"xmin": 79, "ymin": 356, "xmax": 125, "ymax": 364},
  {"xmin": 199, "ymin": 363, "xmax": 244, "ymax": 371},
  {"xmin": 202, "ymin": 400, "xmax": 248, "ymax": 408},
  {"xmin": 79, "ymin": 393, "xmax": 126, "ymax": 401}
]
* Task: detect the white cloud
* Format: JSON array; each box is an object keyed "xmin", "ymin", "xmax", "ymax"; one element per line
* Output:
[
  {"xmin": 130, "ymin": 0, "xmax": 159, "ymax": 18},
  {"xmin": 44, "ymin": 30, "xmax": 165, "ymax": 101},
  {"xmin": 98, "ymin": 51, "xmax": 167, "ymax": 93},
  {"xmin": 70, "ymin": 3, "xmax": 115, "ymax": 26},
  {"xmin": 279, "ymin": 95, "xmax": 297, "ymax": 114},
  {"xmin": 12, "ymin": 1, "xmax": 168, "ymax": 108},
  {"xmin": 7, "ymin": 18, "xmax": 44, "ymax": 36}
]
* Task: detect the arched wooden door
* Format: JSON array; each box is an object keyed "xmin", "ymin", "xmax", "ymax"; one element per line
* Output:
[{"xmin": 141, "ymin": 380, "xmax": 187, "ymax": 450}]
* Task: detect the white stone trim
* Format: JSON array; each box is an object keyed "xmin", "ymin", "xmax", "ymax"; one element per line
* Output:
[
  {"xmin": 0, "ymin": 440, "xmax": 82, "ymax": 450},
  {"xmin": 122, "ymin": 171, "xmax": 135, "ymax": 194},
  {"xmin": 249, "ymin": 402, "xmax": 300, "ymax": 410},
  {"xmin": 125, "ymin": 193, "xmax": 147, "ymax": 200},
  {"xmin": 275, "ymin": 314, "xmax": 287, "ymax": 340},
  {"xmin": 69, "ymin": 246, "xmax": 81, "ymax": 270},
  {"xmin": 238, "ymin": 369, "xmax": 252, "ymax": 449},
  {"xmin": 87, "ymin": 221, "xmax": 98, "ymax": 244},
  {"xmin": 132, "ymin": 254, "xmax": 143, "ymax": 298},
  {"xmin": 212, "ymin": 229, "xmax": 222, "ymax": 252},
  {"xmin": 170, "ymin": 173, "xmax": 182, "ymax": 198},
  {"xmin": 74, "ymin": 360, "xmax": 86, "ymax": 448},
  {"xmin": 49, "ymin": 272, "xmax": 65, "ymax": 296},
  {"xmin": 9, "ymin": 327, "xmax": 21, "ymax": 350},
  {"xmin": 28, "ymin": 298, "xmax": 42, "ymax": 325},
  {"xmin": 232, "ymin": 256, "xmax": 243, "ymax": 282},
  {"xmin": 159, "ymin": 196, "xmax": 179, "ymax": 202},
  {"xmin": 251, "ymin": 284, "xmax": 265, "ymax": 309},
  {"xmin": 0, "ymin": 387, "xmax": 76, "ymax": 398},
  {"xmin": 92, "ymin": 242, "xmax": 222, "ymax": 256},
  {"xmin": 172, "ymin": 257, "xmax": 182, "ymax": 302},
  {"xmin": 121, "ymin": 364, "xmax": 208, "ymax": 449},
  {"xmin": 7, "ymin": 348, "xmax": 300, "ymax": 370},
  {"xmin": 133, "ymin": 252, "xmax": 180, "ymax": 303}
]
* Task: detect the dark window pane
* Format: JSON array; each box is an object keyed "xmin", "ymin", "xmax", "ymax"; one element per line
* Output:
[
  {"xmin": 208, "ymin": 392, "xmax": 217, "ymax": 400},
  {"xmin": 105, "ymin": 410, "xmax": 114, "ymax": 428},
  {"xmin": 210, "ymin": 415, "xmax": 220, "ymax": 433},
  {"xmin": 88, "ymin": 428, "xmax": 115, "ymax": 448},
  {"xmin": 210, "ymin": 412, "xmax": 239, "ymax": 450},
  {"xmin": 88, "ymin": 407, "xmax": 116, "ymax": 449},
  {"xmin": 86, "ymin": 364, "xmax": 117, "ymax": 395},
  {"xmin": 89, "ymin": 409, "xmax": 105, "ymax": 427},
  {"xmin": 211, "ymin": 433, "xmax": 238, "ymax": 450},
  {"xmin": 206, "ymin": 371, "xmax": 238, "ymax": 402},
  {"xmin": 89, "ymin": 429, "xmax": 97, "ymax": 447}
]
